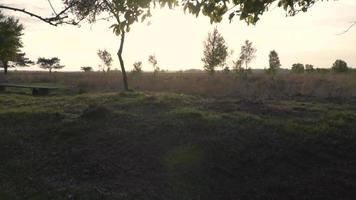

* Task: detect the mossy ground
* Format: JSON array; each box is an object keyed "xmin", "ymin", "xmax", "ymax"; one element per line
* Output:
[{"xmin": 0, "ymin": 91, "xmax": 356, "ymax": 199}]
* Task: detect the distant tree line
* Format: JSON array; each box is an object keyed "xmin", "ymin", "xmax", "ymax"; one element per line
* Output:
[{"xmin": 200, "ymin": 27, "xmax": 352, "ymax": 77}]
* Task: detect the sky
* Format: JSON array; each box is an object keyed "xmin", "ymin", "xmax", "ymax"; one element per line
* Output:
[{"xmin": 1, "ymin": 0, "xmax": 356, "ymax": 72}]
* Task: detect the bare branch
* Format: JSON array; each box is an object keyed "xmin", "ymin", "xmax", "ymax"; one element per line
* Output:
[
  {"xmin": 47, "ymin": 0, "xmax": 58, "ymax": 15},
  {"xmin": 337, "ymin": 21, "xmax": 356, "ymax": 35},
  {"xmin": 0, "ymin": 3, "xmax": 78, "ymax": 26}
]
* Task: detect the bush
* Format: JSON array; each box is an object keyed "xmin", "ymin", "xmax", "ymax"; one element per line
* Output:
[
  {"xmin": 81, "ymin": 66, "xmax": 93, "ymax": 72},
  {"xmin": 305, "ymin": 64, "xmax": 315, "ymax": 73},
  {"xmin": 331, "ymin": 59, "xmax": 349, "ymax": 73},
  {"xmin": 291, "ymin": 63, "xmax": 304, "ymax": 74}
]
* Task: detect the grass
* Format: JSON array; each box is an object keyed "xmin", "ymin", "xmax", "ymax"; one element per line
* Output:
[
  {"xmin": 0, "ymin": 90, "xmax": 356, "ymax": 199},
  {"xmin": 2, "ymin": 71, "xmax": 356, "ymax": 99}
]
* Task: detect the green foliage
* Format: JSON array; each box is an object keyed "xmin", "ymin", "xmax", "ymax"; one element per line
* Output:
[
  {"xmin": 332, "ymin": 59, "xmax": 349, "ymax": 73},
  {"xmin": 37, "ymin": 57, "xmax": 64, "ymax": 73},
  {"xmin": 62, "ymin": 0, "xmax": 323, "ymax": 91},
  {"xmin": 97, "ymin": 49, "xmax": 113, "ymax": 72},
  {"xmin": 202, "ymin": 27, "xmax": 228, "ymax": 75},
  {"xmin": 268, "ymin": 50, "xmax": 281, "ymax": 74},
  {"xmin": 64, "ymin": 0, "xmax": 322, "ymax": 27},
  {"xmin": 234, "ymin": 40, "xmax": 256, "ymax": 74},
  {"xmin": 64, "ymin": 0, "xmax": 179, "ymax": 35},
  {"xmin": 0, "ymin": 11, "xmax": 24, "ymax": 74},
  {"xmin": 291, "ymin": 63, "xmax": 305, "ymax": 74},
  {"xmin": 182, "ymin": 0, "xmax": 321, "ymax": 24},
  {"xmin": 81, "ymin": 66, "xmax": 93, "ymax": 72},
  {"xmin": 1, "ymin": 91, "xmax": 356, "ymax": 199}
]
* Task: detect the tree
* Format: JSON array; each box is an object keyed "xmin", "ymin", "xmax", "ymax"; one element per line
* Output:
[
  {"xmin": 37, "ymin": 57, "xmax": 64, "ymax": 73},
  {"xmin": 201, "ymin": 27, "xmax": 228, "ymax": 75},
  {"xmin": 63, "ymin": 0, "xmax": 180, "ymax": 91},
  {"xmin": 132, "ymin": 61, "xmax": 143, "ymax": 74},
  {"xmin": 291, "ymin": 63, "xmax": 305, "ymax": 74},
  {"xmin": 182, "ymin": 0, "xmax": 323, "ymax": 24},
  {"xmin": 238, "ymin": 40, "xmax": 257, "ymax": 71},
  {"xmin": 97, "ymin": 49, "xmax": 113, "ymax": 72},
  {"xmin": 81, "ymin": 66, "xmax": 93, "ymax": 72},
  {"xmin": 268, "ymin": 50, "xmax": 281, "ymax": 74},
  {"xmin": 148, "ymin": 55, "xmax": 160, "ymax": 77},
  {"xmin": 1, "ymin": 0, "xmax": 326, "ymax": 87},
  {"xmin": 332, "ymin": 59, "xmax": 349, "ymax": 73},
  {"xmin": 0, "ymin": 11, "xmax": 24, "ymax": 74},
  {"xmin": 1, "ymin": 1, "xmax": 324, "ymax": 27},
  {"xmin": 305, "ymin": 64, "xmax": 315, "ymax": 73},
  {"xmin": 232, "ymin": 59, "xmax": 244, "ymax": 74}
]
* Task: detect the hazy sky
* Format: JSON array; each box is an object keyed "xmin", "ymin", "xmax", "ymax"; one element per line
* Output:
[{"xmin": 2, "ymin": 0, "xmax": 356, "ymax": 71}]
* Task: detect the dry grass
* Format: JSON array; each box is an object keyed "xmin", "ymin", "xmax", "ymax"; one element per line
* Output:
[{"xmin": 1, "ymin": 70, "xmax": 356, "ymax": 99}]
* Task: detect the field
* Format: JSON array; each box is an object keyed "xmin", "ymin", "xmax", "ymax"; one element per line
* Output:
[{"xmin": 1, "ymin": 71, "xmax": 356, "ymax": 199}]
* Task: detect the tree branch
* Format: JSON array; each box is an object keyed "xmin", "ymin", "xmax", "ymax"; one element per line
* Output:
[
  {"xmin": 0, "ymin": 3, "xmax": 77, "ymax": 26},
  {"xmin": 337, "ymin": 21, "xmax": 356, "ymax": 35},
  {"xmin": 47, "ymin": 0, "xmax": 58, "ymax": 15}
]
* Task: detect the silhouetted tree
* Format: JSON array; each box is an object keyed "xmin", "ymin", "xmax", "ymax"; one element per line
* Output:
[
  {"xmin": 202, "ymin": 27, "xmax": 228, "ymax": 75},
  {"xmin": 305, "ymin": 64, "xmax": 315, "ymax": 73},
  {"xmin": 37, "ymin": 57, "xmax": 64, "ymax": 73},
  {"xmin": 81, "ymin": 66, "xmax": 93, "ymax": 72},
  {"xmin": 63, "ymin": 0, "xmax": 181, "ymax": 91},
  {"xmin": 1, "ymin": 0, "xmax": 327, "ymax": 88},
  {"xmin": 0, "ymin": 12, "xmax": 24, "ymax": 74},
  {"xmin": 97, "ymin": 49, "xmax": 113, "ymax": 72},
  {"xmin": 233, "ymin": 59, "xmax": 244, "ymax": 74},
  {"xmin": 238, "ymin": 40, "xmax": 256, "ymax": 71},
  {"xmin": 148, "ymin": 55, "xmax": 160, "ymax": 77},
  {"xmin": 182, "ymin": 0, "xmax": 323, "ymax": 24},
  {"xmin": 332, "ymin": 59, "xmax": 349, "ymax": 73},
  {"xmin": 268, "ymin": 50, "xmax": 281, "ymax": 74},
  {"xmin": 291, "ymin": 63, "xmax": 305, "ymax": 74},
  {"xmin": 1, "ymin": 1, "xmax": 324, "ymax": 27},
  {"xmin": 132, "ymin": 61, "xmax": 143, "ymax": 74}
]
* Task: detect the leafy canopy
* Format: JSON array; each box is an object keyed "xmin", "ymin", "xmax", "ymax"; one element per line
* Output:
[
  {"xmin": 332, "ymin": 59, "xmax": 349, "ymax": 73},
  {"xmin": 238, "ymin": 40, "xmax": 256, "ymax": 70},
  {"xmin": 268, "ymin": 50, "xmax": 281, "ymax": 74},
  {"xmin": 0, "ymin": 11, "xmax": 24, "ymax": 64},
  {"xmin": 97, "ymin": 49, "xmax": 113, "ymax": 72},
  {"xmin": 81, "ymin": 66, "xmax": 93, "ymax": 72},
  {"xmin": 291, "ymin": 63, "xmax": 305, "ymax": 73},
  {"xmin": 64, "ymin": 0, "xmax": 324, "ymax": 33},
  {"xmin": 37, "ymin": 57, "xmax": 64, "ymax": 72},
  {"xmin": 202, "ymin": 27, "xmax": 228, "ymax": 75},
  {"xmin": 64, "ymin": 0, "xmax": 179, "ymax": 35},
  {"xmin": 183, "ymin": 0, "xmax": 323, "ymax": 24}
]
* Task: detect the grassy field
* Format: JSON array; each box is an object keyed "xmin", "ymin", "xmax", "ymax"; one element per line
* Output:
[
  {"xmin": 1, "ymin": 86, "xmax": 356, "ymax": 199},
  {"xmin": 2, "ymin": 71, "xmax": 356, "ymax": 99}
]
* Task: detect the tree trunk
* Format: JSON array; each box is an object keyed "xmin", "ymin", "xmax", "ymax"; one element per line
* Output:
[
  {"xmin": 4, "ymin": 61, "xmax": 8, "ymax": 75},
  {"xmin": 49, "ymin": 68, "xmax": 52, "ymax": 73},
  {"xmin": 117, "ymin": 32, "xmax": 129, "ymax": 91}
]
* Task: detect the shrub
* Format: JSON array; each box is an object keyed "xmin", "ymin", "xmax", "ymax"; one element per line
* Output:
[
  {"xmin": 331, "ymin": 59, "xmax": 349, "ymax": 73},
  {"xmin": 305, "ymin": 64, "xmax": 315, "ymax": 73},
  {"xmin": 81, "ymin": 66, "xmax": 93, "ymax": 72},
  {"xmin": 291, "ymin": 63, "xmax": 304, "ymax": 74}
]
